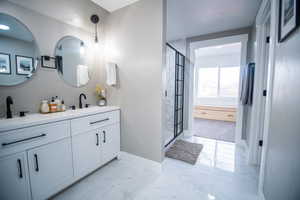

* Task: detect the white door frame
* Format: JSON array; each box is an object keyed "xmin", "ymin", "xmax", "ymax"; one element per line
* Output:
[
  {"xmin": 252, "ymin": 0, "xmax": 278, "ymax": 198},
  {"xmin": 247, "ymin": 0, "xmax": 272, "ymax": 166},
  {"xmin": 247, "ymin": 0, "xmax": 278, "ymax": 167},
  {"xmin": 188, "ymin": 34, "xmax": 249, "ymax": 146}
]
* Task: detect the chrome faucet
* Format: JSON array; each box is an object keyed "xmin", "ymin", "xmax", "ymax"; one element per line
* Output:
[
  {"xmin": 79, "ymin": 93, "xmax": 87, "ymax": 109},
  {"xmin": 6, "ymin": 96, "xmax": 13, "ymax": 119}
]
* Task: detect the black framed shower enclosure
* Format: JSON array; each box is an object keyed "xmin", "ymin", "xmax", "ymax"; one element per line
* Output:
[{"xmin": 165, "ymin": 43, "xmax": 185, "ymax": 147}]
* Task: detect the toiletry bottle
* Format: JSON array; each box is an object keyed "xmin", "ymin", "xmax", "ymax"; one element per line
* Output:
[
  {"xmin": 55, "ymin": 96, "xmax": 62, "ymax": 112},
  {"xmin": 61, "ymin": 100, "xmax": 66, "ymax": 112},
  {"xmin": 49, "ymin": 97, "xmax": 57, "ymax": 113},
  {"xmin": 40, "ymin": 100, "xmax": 50, "ymax": 114}
]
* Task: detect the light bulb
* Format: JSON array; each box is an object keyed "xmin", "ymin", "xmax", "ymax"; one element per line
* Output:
[
  {"xmin": 0, "ymin": 24, "xmax": 10, "ymax": 30},
  {"xmin": 80, "ymin": 46, "xmax": 85, "ymax": 54},
  {"xmin": 80, "ymin": 42, "xmax": 85, "ymax": 54}
]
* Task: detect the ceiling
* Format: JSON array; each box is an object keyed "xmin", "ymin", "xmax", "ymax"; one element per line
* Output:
[
  {"xmin": 195, "ymin": 43, "xmax": 241, "ymax": 57},
  {"xmin": 7, "ymin": 0, "xmax": 109, "ymax": 32},
  {"xmin": 91, "ymin": 0, "xmax": 140, "ymax": 12},
  {"xmin": 0, "ymin": 13, "xmax": 34, "ymax": 42},
  {"xmin": 167, "ymin": 0, "xmax": 262, "ymax": 41}
]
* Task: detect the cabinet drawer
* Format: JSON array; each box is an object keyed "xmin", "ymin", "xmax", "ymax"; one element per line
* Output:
[
  {"xmin": 0, "ymin": 121, "xmax": 70, "ymax": 157},
  {"xmin": 71, "ymin": 110, "xmax": 120, "ymax": 136}
]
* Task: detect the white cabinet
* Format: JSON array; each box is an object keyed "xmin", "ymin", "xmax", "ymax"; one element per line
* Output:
[
  {"xmin": 72, "ymin": 123, "xmax": 120, "ymax": 179},
  {"xmin": 0, "ymin": 152, "xmax": 30, "ymax": 200},
  {"xmin": 72, "ymin": 130, "xmax": 102, "ymax": 178},
  {"xmin": 27, "ymin": 138, "xmax": 73, "ymax": 200},
  {"xmin": 101, "ymin": 124, "xmax": 120, "ymax": 165},
  {"xmin": 0, "ymin": 108, "xmax": 120, "ymax": 200}
]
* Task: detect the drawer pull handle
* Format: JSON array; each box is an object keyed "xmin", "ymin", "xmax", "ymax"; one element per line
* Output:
[
  {"xmin": 103, "ymin": 131, "xmax": 106, "ymax": 143},
  {"xmin": 34, "ymin": 154, "xmax": 39, "ymax": 172},
  {"xmin": 17, "ymin": 159, "xmax": 23, "ymax": 178},
  {"xmin": 201, "ymin": 112, "xmax": 207, "ymax": 115},
  {"xmin": 96, "ymin": 133, "xmax": 99, "ymax": 146},
  {"xmin": 2, "ymin": 134, "xmax": 47, "ymax": 147},
  {"xmin": 90, "ymin": 118, "xmax": 109, "ymax": 125},
  {"xmin": 228, "ymin": 114, "xmax": 234, "ymax": 117}
]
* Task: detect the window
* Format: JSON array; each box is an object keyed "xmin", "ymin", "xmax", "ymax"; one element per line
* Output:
[
  {"xmin": 197, "ymin": 66, "xmax": 240, "ymax": 98},
  {"xmin": 197, "ymin": 67, "xmax": 218, "ymax": 97},
  {"xmin": 220, "ymin": 67, "xmax": 240, "ymax": 97}
]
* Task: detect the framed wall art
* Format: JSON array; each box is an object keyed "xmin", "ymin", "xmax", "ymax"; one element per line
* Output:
[
  {"xmin": 279, "ymin": 0, "xmax": 300, "ymax": 42},
  {"xmin": 0, "ymin": 53, "xmax": 11, "ymax": 74}
]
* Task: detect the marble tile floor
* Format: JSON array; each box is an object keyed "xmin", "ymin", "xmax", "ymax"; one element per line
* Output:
[{"xmin": 52, "ymin": 137, "xmax": 260, "ymax": 200}]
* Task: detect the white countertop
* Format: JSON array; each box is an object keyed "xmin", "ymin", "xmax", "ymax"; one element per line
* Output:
[{"xmin": 0, "ymin": 106, "xmax": 120, "ymax": 133}]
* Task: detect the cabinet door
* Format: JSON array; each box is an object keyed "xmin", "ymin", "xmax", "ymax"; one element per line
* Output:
[
  {"xmin": 72, "ymin": 130, "xmax": 102, "ymax": 178},
  {"xmin": 101, "ymin": 123, "xmax": 120, "ymax": 165},
  {"xmin": 0, "ymin": 152, "xmax": 30, "ymax": 200},
  {"xmin": 28, "ymin": 138, "xmax": 73, "ymax": 200}
]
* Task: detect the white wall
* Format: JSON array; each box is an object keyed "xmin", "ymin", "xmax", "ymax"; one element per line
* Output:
[
  {"xmin": 263, "ymin": 1, "xmax": 300, "ymax": 199},
  {"xmin": 104, "ymin": 0, "xmax": 164, "ymax": 162},
  {"xmin": 168, "ymin": 39, "xmax": 187, "ymax": 55},
  {"xmin": 195, "ymin": 54, "xmax": 240, "ymax": 68}
]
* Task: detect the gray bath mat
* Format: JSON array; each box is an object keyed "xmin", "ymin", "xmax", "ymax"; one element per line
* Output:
[{"xmin": 165, "ymin": 140, "xmax": 203, "ymax": 165}]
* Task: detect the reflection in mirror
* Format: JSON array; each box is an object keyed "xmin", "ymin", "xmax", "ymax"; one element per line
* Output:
[
  {"xmin": 55, "ymin": 36, "xmax": 90, "ymax": 87},
  {"xmin": 0, "ymin": 13, "xmax": 40, "ymax": 86}
]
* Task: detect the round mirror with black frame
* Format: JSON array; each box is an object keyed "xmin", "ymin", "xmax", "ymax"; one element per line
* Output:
[
  {"xmin": 55, "ymin": 36, "xmax": 90, "ymax": 88},
  {"xmin": 0, "ymin": 13, "xmax": 40, "ymax": 86}
]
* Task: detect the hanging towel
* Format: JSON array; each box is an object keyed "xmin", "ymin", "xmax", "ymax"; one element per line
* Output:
[
  {"xmin": 76, "ymin": 65, "xmax": 89, "ymax": 87},
  {"xmin": 240, "ymin": 63, "xmax": 255, "ymax": 105},
  {"xmin": 106, "ymin": 62, "xmax": 117, "ymax": 86}
]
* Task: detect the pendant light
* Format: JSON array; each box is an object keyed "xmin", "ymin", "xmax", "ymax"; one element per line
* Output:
[{"xmin": 90, "ymin": 14, "xmax": 100, "ymax": 43}]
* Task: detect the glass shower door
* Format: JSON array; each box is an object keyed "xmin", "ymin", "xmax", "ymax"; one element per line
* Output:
[
  {"xmin": 164, "ymin": 44, "xmax": 185, "ymax": 147},
  {"xmin": 174, "ymin": 52, "xmax": 185, "ymax": 138}
]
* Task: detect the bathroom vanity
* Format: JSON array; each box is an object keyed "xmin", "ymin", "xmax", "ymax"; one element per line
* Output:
[{"xmin": 0, "ymin": 106, "xmax": 120, "ymax": 200}]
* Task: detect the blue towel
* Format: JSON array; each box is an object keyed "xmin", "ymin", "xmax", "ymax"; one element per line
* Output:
[{"xmin": 240, "ymin": 63, "xmax": 255, "ymax": 105}]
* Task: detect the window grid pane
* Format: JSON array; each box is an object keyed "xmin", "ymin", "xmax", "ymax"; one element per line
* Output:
[
  {"xmin": 197, "ymin": 67, "xmax": 218, "ymax": 97},
  {"xmin": 197, "ymin": 66, "xmax": 240, "ymax": 98},
  {"xmin": 219, "ymin": 67, "xmax": 240, "ymax": 97}
]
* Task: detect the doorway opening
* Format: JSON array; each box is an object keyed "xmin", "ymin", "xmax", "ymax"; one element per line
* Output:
[
  {"xmin": 192, "ymin": 42, "xmax": 241, "ymax": 143},
  {"xmin": 188, "ymin": 34, "xmax": 248, "ymax": 146}
]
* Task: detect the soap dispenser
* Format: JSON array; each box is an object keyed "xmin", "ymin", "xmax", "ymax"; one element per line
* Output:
[{"xmin": 40, "ymin": 100, "xmax": 50, "ymax": 114}]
